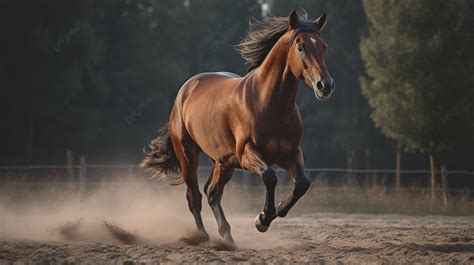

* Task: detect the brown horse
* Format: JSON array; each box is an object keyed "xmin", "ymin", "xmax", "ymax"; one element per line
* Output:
[{"xmin": 141, "ymin": 10, "xmax": 334, "ymax": 246}]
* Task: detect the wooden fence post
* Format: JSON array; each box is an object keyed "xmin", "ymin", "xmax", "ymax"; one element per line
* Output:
[
  {"xmin": 67, "ymin": 150, "xmax": 74, "ymax": 184},
  {"xmin": 346, "ymin": 147, "xmax": 355, "ymax": 186},
  {"xmin": 79, "ymin": 155, "xmax": 86, "ymax": 193},
  {"xmin": 429, "ymin": 154, "xmax": 436, "ymax": 202},
  {"xmin": 441, "ymin": 165, "xmax": 448, "ymax": 207},
  {"xmin": 395, "ymin": 141, "xmax": 401, "ymax": 191},
  {"xmin": 364, "ymin": 147, "xmax": 370, "ymax": 187}
]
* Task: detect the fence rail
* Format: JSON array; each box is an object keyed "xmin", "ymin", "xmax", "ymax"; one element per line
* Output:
[
  {"xmin": 1, "ymin": 164, "xmax": 473, "ymax": 190},
  {"xmin": 1, "ymin": 164, "xmax": 474, "ymax": 175},
  {"xmin": 1, "ymin": 164, "xmax": 474, "ymax": 203},
  {"xmin": 1, "ymin": 164, "xmax": 472, "ymax": 215}
]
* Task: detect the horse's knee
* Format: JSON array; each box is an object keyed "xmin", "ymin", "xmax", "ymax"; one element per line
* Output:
[
  {"xmin": 261, "ymin": 168, "xmax": 277, "ymax": 188},
  {"xmin": 294, "ymin": 176, "xmax": 310, "ymax": 197}
]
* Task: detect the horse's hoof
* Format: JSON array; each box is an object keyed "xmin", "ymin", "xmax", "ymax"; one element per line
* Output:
[{"xmin": 254, "ymin": 212, "xmax": 269, "ymax": 233}]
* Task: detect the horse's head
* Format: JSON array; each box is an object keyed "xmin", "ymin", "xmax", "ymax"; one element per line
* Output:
[{"xmin": 286, "ymin": 10, "xmax": 335, "ymax": 100}]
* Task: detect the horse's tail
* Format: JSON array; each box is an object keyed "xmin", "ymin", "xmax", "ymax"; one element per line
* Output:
[{"xmin": 140, "ymin": 124, "xmax": 183, "ymax": 185}]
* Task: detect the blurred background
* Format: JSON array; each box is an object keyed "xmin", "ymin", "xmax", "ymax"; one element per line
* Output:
[{"xmin": 1, "ymin": 0, "xmax": 474, "ymax": 213}]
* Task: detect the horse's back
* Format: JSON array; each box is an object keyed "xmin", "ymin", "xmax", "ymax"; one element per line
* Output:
[
  {"xmin": 185, "ymin": 72, "xmax": 241, "ymax": 84},
  {"xmin": 179, "ymin": 72, "xmax": 241, "ymax": 95},
  {"xmin": 212, "ymin": 71, "xmax": 241, "ymax": 79},
  {"xmin": 175, "ymin": 71, "xmax": 242, "ymax": 105}
]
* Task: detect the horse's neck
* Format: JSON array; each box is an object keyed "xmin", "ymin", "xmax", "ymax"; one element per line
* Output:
[{"xmin": 253, "ymin": 39, "xmax": 299, "ymax": 114}]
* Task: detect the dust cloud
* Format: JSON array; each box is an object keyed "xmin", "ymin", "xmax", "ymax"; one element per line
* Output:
[
  {"xmin": 0, "ymin": 175, "xmax": 285, "ymax": 249},
  {"xmin": 1, "ymin": 176, "xmax": 474, "ymax": 263}
]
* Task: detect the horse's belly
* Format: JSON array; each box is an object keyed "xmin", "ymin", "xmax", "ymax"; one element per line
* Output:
[{"xmin": 201, "ymin": 145, "xmax": 239, "ymax": 168}]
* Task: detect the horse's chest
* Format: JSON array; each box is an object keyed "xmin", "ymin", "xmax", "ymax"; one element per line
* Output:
[
  {"xmin": 259, "ymin": 136, "xmax": 296, "ymax": 161},
  {"xmin": 251, "ymin": 113, "xmax": 303, "ymax": 161},
  {"xmin": 265, "ymin": 136, "xmax": 289, "ymax": 151}
]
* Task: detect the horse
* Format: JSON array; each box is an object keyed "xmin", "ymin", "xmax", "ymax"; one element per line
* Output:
[{"xmin": 141, "ymin": 10, "xmax": 334, "ymax": 247}]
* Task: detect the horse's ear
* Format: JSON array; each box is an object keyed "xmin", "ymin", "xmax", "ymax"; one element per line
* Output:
[
  {"xmin": 289, "ymin": 10, "xmax": 299, "ymax": 29},
  {"xmin": 313, "ymin": 12, "xmax": 327, "ymax": 30}
]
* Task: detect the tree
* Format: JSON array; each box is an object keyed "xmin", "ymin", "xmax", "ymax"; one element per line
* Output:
[
  {"xmin": 0, "ymin": 0, "xmax": 262, "ymax": 164},
  {"xmin": 360, "ymin": 0, "xmax": 474, "ymax": 199}
]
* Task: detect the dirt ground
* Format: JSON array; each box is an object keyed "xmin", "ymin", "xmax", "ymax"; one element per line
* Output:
[
  {"xmin": 1, "ymin": 213, "xmax": 474, "ymax": 264},
  {"xmin": 1, "ymin": 178, "xmax": 474, "ymax": 264}
]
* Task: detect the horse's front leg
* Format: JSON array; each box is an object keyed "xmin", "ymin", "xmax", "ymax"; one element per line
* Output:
[
  {"xmin": 239, "ymin": 142, "xmax": 277, "ymax": 232},
  {"xmin": 277, "ymin": 148, "xmax": 310, "ymax": 218},
  {"xmin": 255, "ymin": 166, "xmax": 278, "ymax": 232}
]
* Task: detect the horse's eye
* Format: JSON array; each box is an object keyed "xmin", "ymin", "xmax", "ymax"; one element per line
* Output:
[{"xmin": 297, "ymin": 44, "xmax": 304, "ymax": 53}]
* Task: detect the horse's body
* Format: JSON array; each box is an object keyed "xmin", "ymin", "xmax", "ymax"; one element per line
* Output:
[
  {"xmin": 141, "ymin": 10, "xmax": 334, "ymax": 247},
  {"xmin": 174, "ymin": 71, "xmax": 302, "ymax": 167}
]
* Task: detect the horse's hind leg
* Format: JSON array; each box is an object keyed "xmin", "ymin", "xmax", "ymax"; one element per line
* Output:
[
  {"xmin": 171, "ymin": 138, "xmax": 209, "ymax": 244},
  {"xmin": 205, "ymin": 163, "xmax": 235, "ymax": 245}
]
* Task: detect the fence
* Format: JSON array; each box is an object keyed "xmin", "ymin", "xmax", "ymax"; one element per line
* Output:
[
  {"xmin": 1, "ymin": 162, "xmax": 473, "ymax": 192},
  {"xmin": 1, "ymin": 162, "xmax": 474, "ymax": 214}
]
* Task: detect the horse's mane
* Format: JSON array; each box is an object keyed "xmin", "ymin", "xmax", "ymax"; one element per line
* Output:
[{"xmin": 236, "ymin": 11, "xmax": 315, "ymax": 72}]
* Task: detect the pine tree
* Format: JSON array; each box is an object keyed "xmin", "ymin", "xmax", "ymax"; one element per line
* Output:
[{"xmin": 360, "ymin": 0, "xmax": 474, "ymax": 199}]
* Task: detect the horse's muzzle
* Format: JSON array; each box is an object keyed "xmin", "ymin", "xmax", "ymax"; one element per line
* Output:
[{"xmin": 314, "ymin": 77, "xmax": 335, "ymax": 100}]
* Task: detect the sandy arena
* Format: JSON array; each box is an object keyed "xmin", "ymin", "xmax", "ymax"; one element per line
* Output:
[{"xmin": 0, "ymin": 180, "xmax": 473, "ymax": 264}]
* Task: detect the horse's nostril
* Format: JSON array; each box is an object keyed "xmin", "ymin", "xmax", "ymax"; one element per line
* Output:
[
  {"xmin": 322, "ymin": 79, "xmax": 331, "ymax": 90},
  {"xmin": 316, "ymin": 81, "xmax": 324, "ymax": 90}
]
